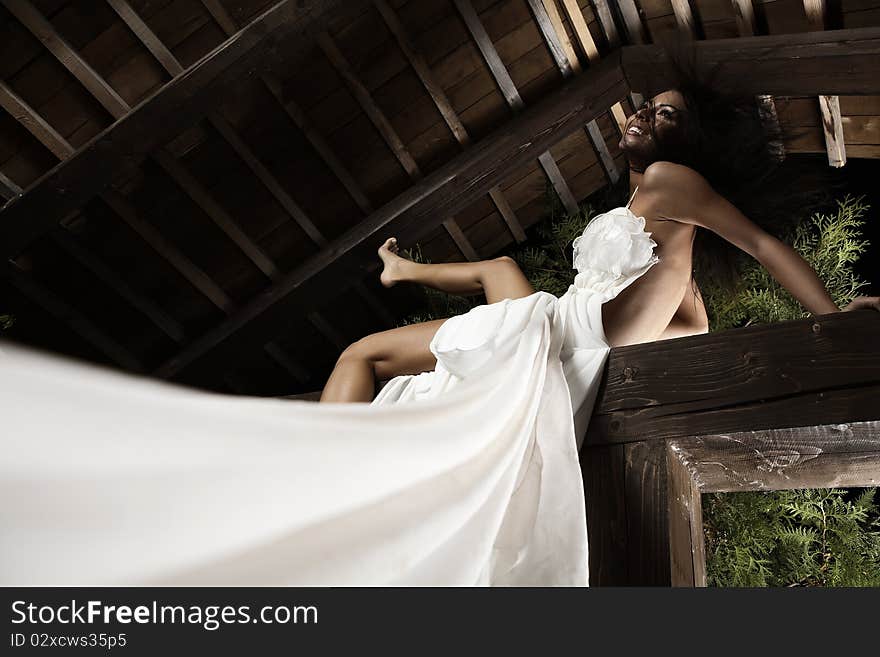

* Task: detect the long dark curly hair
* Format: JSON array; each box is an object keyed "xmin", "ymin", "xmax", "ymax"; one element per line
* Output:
[{"xmin": 616, "ymin": 46, "xmax": 840, "ymax": 295}]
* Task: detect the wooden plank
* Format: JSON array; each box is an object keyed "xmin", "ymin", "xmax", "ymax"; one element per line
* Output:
[
  {"xmin": 527, "ymin": 0, "xmax": 575, "ymax": 76},
  {"xmin": 672, "ymin": 422, "xmax": 880, "ymax": 493},
  {"xmin": 193, "ymin": 3, "xmax": 396, "ymax": 330},
  {"xmin": 317, "ymin": 29, "xmax": 479, "ymax": 261},
  {"xmin": 620, "ymin": 26, "xmax": 880, "ymax": 97},
  {"xmin": 199, "ymin": 0, "xmax": 241, "ymax": 36},
  {"xmin": 374, "ymin": 0, "xmax": 526, "ymax": 243},
  {"xmin": 586, "ymin": 311, "xmax": 880, "ymax": 445},
  {"xmin": 51, "ymin": 227, "xmax": 187, "ymax": 344},
  {"xmin": 102, "ymin": 190, "xmax": 233, "ymax": 312},
  {"xmin": 6, "ymin": 260, "xmax": 144, "ymax": 372},
  {"xmin": 588, "ymin": 0, "xmax": 644, "ymax": 111},
  {"xmin": 670, "ymin": 0, "xmax": 700, "ymax": 38},
  {"xmin": 3, "ymin": 0, "xmax": 130, "ymax": 119},
  {"xmin": 531, "ymin": 0, "xmax": 620, "ymax": 184},
  {"xmin": 154, "ymin": 55, "xmax": 628, "ymax": 379},
  {"xmin": 0, "ymin": 170, "xmax": 22, "ymax": 202},
  {"xmin": 666, "ymin": 440, "xmax": 706, "ymax": 587},
  {"xmin": 731, "ymin": 0, "xmax": 758, "ymax": 35},
  {"xmin": 454, "ymin": 0, "xmax": 579, "ymax": 214},
  {"xmin": 580, "ymin": 443, "xmax": 629, "ymax": 585},
  {"xmin": 0, "ymin": 0, "xmax": 370, "ymax": 259},
  {"xmin": 561, "ymin": 0, "xmax": 600, "ymax": 61},
  {"xmin": 615, "ymin": 0, "xmax": 649, "ymax": 44},
  {"xmin": 0, "ymin": 82, "xmax": 75, "ymax": 160},
  {"xmin": 625, "ymin": 440, "xmax": 670, "ymax": 585},
  {"xmin": 540, "ymin": 0, "xmax": 583, "ymax": 70},
  {"xmin": 802, "ymin": 0, "xmax": 847, "ymax": 167},
  {"xmin": 108, "ymin": 0, "xmax": 185, "ymax": 77},
  {"xmin": 151, "ymin": 149, "xmax": 280, "ymax": 280}
]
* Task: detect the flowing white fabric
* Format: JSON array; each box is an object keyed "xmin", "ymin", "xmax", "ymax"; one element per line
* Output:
[{"xmin": 0, "ymin": 207, "xmax": 658, "ymax": 586}]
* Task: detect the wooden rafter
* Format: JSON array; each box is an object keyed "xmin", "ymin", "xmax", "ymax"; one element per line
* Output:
[
  {"xmin": 6, "ymin": 260, "xmax": 144, "ymax": 371},
  {"xmin": 613, "ymin": 0, "xmax": 648, "ymax": 45},
  {"xmin": 0, "ymin": 170, "xmax": 22, "ymax": 201},
  {"xmin": 669, "ymin": 0, "xmax": 700, "ymax": 39},
  {"xmin": 111, "ymin": 0, "xmax": 358, "ymax": 380},
  {"xmin": 559, "ymin": 0, "xmax": 628, "ymax": 133},
  {"xmin": 591, "ymin": 0, "xmax": 643, "ymax": 109},
  {"xmin": 1, "ymin": 4, "xmax": 323, "ymax": 385},
  {"xmin": 620, "ymin": 27, "xmax": 880, "ymax": 97},
  {"xmin": 316, "ymin": 30, "xmax": 480, "ymax": 261},
  {"xmin": 0, "ymin": 0, "xmax": 369, "ymax": 258},
  {"xmin": 153, "ymin": 54, "xmax": 629, "ymax": 380},
  {"xmin": 527, "ymin": 0, "xmax": 620, "ymax": 184},
  {"xmin": 802, "ymin": 0, "xmax": 846, "ymax": 168},
  {"xmin": 453, "ymin": 0, "xmax": 579, "ymax": 215},
  {"xmin": 728, "ymin": 1, "xmax": 785, "ymax": 162},
  {"xmin": 373, "ymin": 0, "xmax": 527, "ymax": 243},
  {"xmin": 197, "ymin": 0, "xmax": 397, "ymax": 330}
]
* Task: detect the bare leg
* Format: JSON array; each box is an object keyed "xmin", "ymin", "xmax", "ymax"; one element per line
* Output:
[
  {"xmin": 320, "ymin": 238, "xmax": 536, "ymax": 403},
  {"xmin": 378, "ymin": 237, "xmax": 534, "ymax": 304},
  {"xmin": 320, "ymin": 318, "xmax": 447, "ymax": 402}
]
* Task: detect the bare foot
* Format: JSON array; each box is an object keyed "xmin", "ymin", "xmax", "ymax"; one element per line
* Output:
[{"xmin": 378, "ymin": 237, "xmax": 408, "ymax": 288}]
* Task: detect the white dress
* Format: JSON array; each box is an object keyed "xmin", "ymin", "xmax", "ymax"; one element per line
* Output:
[{"xmin": 0, "ymin": 206, "xmax": 658, "ymax": 586}]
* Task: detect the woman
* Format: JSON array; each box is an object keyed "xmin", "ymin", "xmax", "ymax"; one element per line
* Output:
[
  {"xmin": 320, "ymin": 87, "xmax": 879, "ymax": 404},
  {"xmin": 3, "ymin": 83, "xmax": 878, "ymax": 587}
]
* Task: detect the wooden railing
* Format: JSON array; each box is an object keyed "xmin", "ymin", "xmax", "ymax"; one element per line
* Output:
[{"xmin": 581, "ymin": 310, "xmax": 880, "ymax": 586}]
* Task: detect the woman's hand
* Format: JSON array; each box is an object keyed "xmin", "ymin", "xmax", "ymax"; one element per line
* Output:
[{"xmin": 841, "ymin": 296, "xmax": 880, "ymax": 312}]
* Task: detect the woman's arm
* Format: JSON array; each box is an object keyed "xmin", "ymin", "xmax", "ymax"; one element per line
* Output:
[{"xmin": 642, "ymin": 162, "xmax": 877, "ymax": 316}]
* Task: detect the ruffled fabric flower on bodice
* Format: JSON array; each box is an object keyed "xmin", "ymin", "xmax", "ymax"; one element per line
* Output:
[{"xmin": 569, "ymin": 207, "xmax": 660, "ymax": 298}]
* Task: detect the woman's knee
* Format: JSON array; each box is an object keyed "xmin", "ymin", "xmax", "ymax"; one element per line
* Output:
[{"xmin": 338, "ymin": 335, "xmax": 379, "ymax": 365}]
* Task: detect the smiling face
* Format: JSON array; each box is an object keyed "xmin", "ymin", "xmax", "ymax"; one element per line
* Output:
[{"xmin": 619, "ymin": 89, "xmax": 690, "ymax": 172}]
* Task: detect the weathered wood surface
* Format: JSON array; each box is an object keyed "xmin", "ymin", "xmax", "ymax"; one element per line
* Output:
[
  {"xmin": 581, "ymin": 444, "xmax": 629, "ymax": 586},
  {"xmin": 585, "ymin": 311, "xmax": 880, "ymax": 445},
  {"xmin": 154, "ymin": 54, "xmax": 628, "ymax": 379},
  {"xmin": 624, "ymin": 440, "xmax": 670, "ymax": 586},
  {"xmin": 0, "ymin": 0, "xmax": 369, "ymax": 259},
  {"xmin": 670, "ymin": 421, "xmax": 880, "ymax": 493},
  {"xmin": 666, "ymin": 439, "xmax": 706, "ymax": 587},
  {"xmin": 621, "ymin": 26, "xmax": 880, "ymax": 97}
]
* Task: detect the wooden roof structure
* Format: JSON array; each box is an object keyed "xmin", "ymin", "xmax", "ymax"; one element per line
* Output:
[{"xmin": 1, "ymin": 0, "xmax": 879, "ymax": 395}]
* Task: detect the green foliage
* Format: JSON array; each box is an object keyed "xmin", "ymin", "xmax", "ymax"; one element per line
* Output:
[
  {"xmin": 704, "ymin": 489, "xmax": 880, "ymax": 587},
  {"xmin": 702, "ymin": 195, "xmax": 871, "ymax": 330},
  {"xmin": 0, "ymin": 313, "xmax": 13, "ymax": 330}
]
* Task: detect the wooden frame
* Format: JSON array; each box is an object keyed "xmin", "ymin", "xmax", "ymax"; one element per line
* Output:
[
  {"xmin": 581, "ymin": 310, "xmax": 880, "ymax": 586},
  {"xmin": 667, "ymin": 421, "xmax": 880, "ymax": 586}
]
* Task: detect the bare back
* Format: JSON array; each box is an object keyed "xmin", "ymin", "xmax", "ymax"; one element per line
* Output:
[{"xmin": 601, "ymin": 189, "xmax": 707, "ymax": 347}]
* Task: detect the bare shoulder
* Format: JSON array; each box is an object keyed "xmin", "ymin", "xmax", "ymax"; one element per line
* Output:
[{"xmin": 641, "ymin": 161, "xmax": 719, "ymax": 221}]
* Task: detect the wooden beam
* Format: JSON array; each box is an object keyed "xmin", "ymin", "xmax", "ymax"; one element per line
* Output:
[
  {"xmin": 197, "ymin": 2, "xmax": 398, "ymax": 329},
  {"xmin": 802, "ymin": 0, "xmax": 846, "ymax": 167},
  {"xmin": 0, "ymin": 0, "xmax": 369, "ymax": 259},
  {"xmin": 317, "ymin": 29, "xmax": 479, "ymax": 261},
  {"xmin": 586, "ymin": 310, "xmax": 880, "ymax": 445},
  {"xmin": 0, "ymin": 82, "xmax": 74, "ymax": 159},
  {"xmin": 620, "ymin": 26, "xmax": 880, "ymax": 97},
  {"xmin": 591, "ymin": 0, "xmax": 643, "ymax": 109},
  {"xmin": 154, "ymin": 54, "xmax": 628, "ymax": 379},
  {"xmin": 528, "ymin": 0, "xmax": 620, "ymax": 184},
  {"xmin": 0, "ymin": 170, "xmax": 22, "ymax": 202},
  {"xmin": 671, "ymin": 422, "xmax": 880, "ymax": 494},
  {"xmin": 614, "ymin": 0, "xmax": 648, "ymax": 45},
  {"xmin": 730, "ymin": 0, "xmax": 757, "ymax": 36},
  {"xmin": 670, "ymin": 0, "xmax": 700, "ymax": 39},
  {"xmin": 559, "ymin": 0, "xmax": 629, "ymax": 134},
  {"xmin": 666, "ymin": 440, "xmax": 706, "ymax": 587},
  {"xmin": 454, "ymin": 0, "xmax": 579, "ymax": 215},
  {"xmin": 373, "ymin": 0, "xmax": 526, "ymax": 243},
  {"xmin": 6, "ymin": 260, "xmax": 144, "ymax": 372},
  {"xmin": 3, "ymin": 0, "xmax": 129, "ymax": 118},
  {"xmin": 108, "ymin": 0, "xmax": 185, "ymax": 76}
]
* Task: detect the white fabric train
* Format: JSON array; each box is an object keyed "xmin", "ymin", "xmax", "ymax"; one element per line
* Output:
[{"xmin": 0, "ymin": 207, "xmax": 658, "ymax": 586}]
